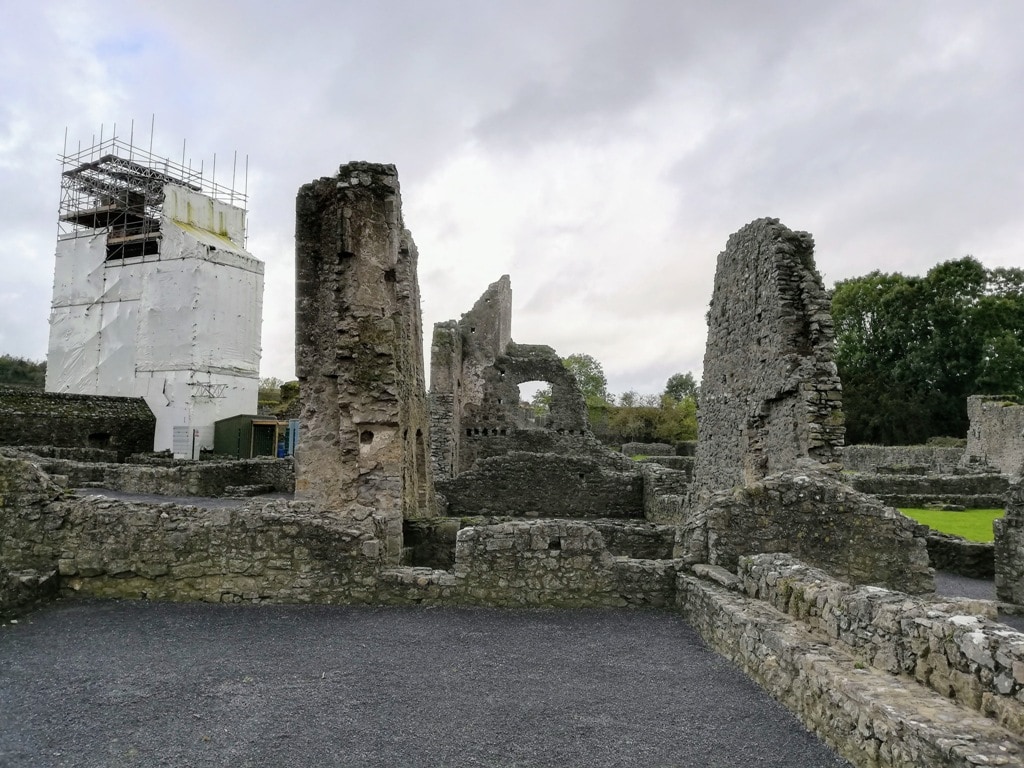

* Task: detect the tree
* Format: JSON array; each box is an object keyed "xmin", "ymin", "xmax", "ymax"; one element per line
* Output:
[
  {"xmin": 0, "ymin": 355, "xmax": 46, "ymax": 390},
  {"xmin": 563, "ymin": 353, "xmax": 609, "ymax": 403},
  {"xmin": 664, "ymin": 372, "xmax": 698, "ymax": 402},
  {"xmin": 832, "ymin": 257, "xmax": 1024, "ymax": 444}
]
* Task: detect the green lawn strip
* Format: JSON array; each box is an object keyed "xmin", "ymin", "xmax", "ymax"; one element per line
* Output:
[{"xmin": 898, "ymin": 508, "xmax": 1004, "ymax": 543}]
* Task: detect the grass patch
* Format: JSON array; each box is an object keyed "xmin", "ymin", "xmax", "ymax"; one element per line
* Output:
[{"xmin": 899, "ymin": 508, "xmax": 1004, "ymax": 542}]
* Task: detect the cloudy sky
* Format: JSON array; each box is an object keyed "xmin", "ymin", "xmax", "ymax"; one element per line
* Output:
[{"xmin": 2, "ymin": 1, "xmax": 1022, "ymax": 398}]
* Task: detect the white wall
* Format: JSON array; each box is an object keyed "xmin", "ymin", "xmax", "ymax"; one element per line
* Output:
[{"xmin": 46, "ymin": 183, "xmax": 264, "ymax": 452}]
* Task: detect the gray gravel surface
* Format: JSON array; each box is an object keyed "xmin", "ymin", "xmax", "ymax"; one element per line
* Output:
[{"xmin": 0, "ymin": 600, "xmax": 851, "ymax": 768}]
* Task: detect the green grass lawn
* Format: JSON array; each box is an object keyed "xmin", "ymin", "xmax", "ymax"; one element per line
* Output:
[{"xmin": 899, "ymin": 508, "xmax": 1004, "ymax": 542}]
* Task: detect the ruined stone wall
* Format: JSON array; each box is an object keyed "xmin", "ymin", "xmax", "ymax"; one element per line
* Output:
[
  {"xmin": 926, "ymin": 531, "xmax": 994, "ymax": 579},
  {"xmin": 677, "ymin": 565, "xmax": 1024, "ymax": 767},
  {"xmin": 843, "ymin": 445, "xmax": 966, "ymax": 475},
  {"xmin": 452, "ymin": 520, "xmax": 679, "ymax": 608},
  {"xmin": 0, "ymin": 387, "xmax": 155, "ymax": 457},
  {"xmin": 439, "ymin": 451, "xmax": 644, "ymax": 518},
  {"xmin": 428, "ymin": 276, "xmax": 590, "ymax": 479},
  {"xmin": 994, "ymin": 480, "xmax": 1024, "ymax": 604},
  {"xmin": 677, "ymin": 464, "xmax": 933, "ymax": 592},
  {"xmin": 848, "ymin": 471, "xmax": 1008, "ymax": 509},
  {"xmin": 692, "ymin": 218, "xmax": 844, "ymax": 502},
  {"xmin": 963, "ymin": 395, "xmax": 1024, "ymax": 476},
  {"xmin": 739, "ymin": 554, "xmax": 1024, "ymax": 730},
  {"xmin": 295, "ymin": 162, "xmax": 435, "ymax": 563},
  {"xmin": 21, "ymin": 455, "xmax": 294, "ymax": 497}
]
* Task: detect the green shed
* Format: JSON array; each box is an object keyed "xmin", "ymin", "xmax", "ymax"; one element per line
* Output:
[{"xmin": 213, "ymin": 414, "xmax": 289, "ymax": 458}]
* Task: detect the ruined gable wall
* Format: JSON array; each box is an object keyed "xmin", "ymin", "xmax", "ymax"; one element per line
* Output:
[
  {"xmin": 429, "ymin": 276, "xmax": 590, "ymax": 478},
  {"xmin": 294, "ymin": 162, "xmax": 435, "ymax": 563},
  {"xmin": 692, "ymin": 218, "xmax": 844, "ymax": 502},
  {"xmin": 963, "ymin": 395, "xmax": 1024, "ymax": 476}
]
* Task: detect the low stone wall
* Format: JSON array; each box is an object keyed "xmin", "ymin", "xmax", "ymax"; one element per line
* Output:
[
  {"xmin": 403, "ymin": 516, "xmax": 675, "ymax": 570},
  {"xmin": 842, "ymin": 445, "xmax": 966, "ymax": 475},
  {"xmin": 739, "ymin": 553, "xmax": 1024, "ymax": 730},
  {"xmin": 640, "ymin": 462, "xmax": 691, "ymax": 524},
  {"xmin": 0, "ymin": 569, "xmax": 59, "ymax": 619},
  {"xmin": 439, "ymin": 451, "xmax": 643, "ymax": 518},
  {"xmin": 677, "ymin": 465, "xmax": 934, "ymax": 593},
  {"xmin": 995, "ymin": 481, "xmax": 1024, "ymax": 604},
  {"xmin": 677, "ymin": 569, "xmax": 1024, "ymax": 767},
  {"xmin": 621, "ymin": 441, "xmax": 674, "ymax": 456},
  {"xmin": 0, "ymin": 387, "xmax": 155, "ymax": 457},
  {"xmin": 850, "ymin": 472, "xmax": 1008, "ymax": 509},
  {"xmin": 926, "ymin": 531, "xmax": 994, "ymax": 578},
  {"xmin": 26, "ymin": 456, "xmax": 295, "ymax": 497},
  {"xmin": 453, "ymin": 520, "xmax": 678, "ymax": 608}
]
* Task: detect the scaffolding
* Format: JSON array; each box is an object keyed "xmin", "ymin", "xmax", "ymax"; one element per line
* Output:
[{"xmin": 58, "ymin": 129, "xmax": 248, "ymax": 259}]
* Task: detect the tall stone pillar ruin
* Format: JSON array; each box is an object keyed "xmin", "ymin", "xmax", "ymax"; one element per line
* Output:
[
  {"xmin": 692, "ymin": 217, "xmax": 845, "ymax": 503},
  {"xmin": 294, "ymin": 162, "xmax": 436, "ymax": 563}
]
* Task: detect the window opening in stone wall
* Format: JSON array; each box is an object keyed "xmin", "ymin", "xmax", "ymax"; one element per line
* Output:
[{"xmin": 518, "ymin": 380, "xmax": 551, "ymax": 429}]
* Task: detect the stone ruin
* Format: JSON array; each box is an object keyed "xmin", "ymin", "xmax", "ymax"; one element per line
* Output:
[
  {"xmin": 294, "ymin": 162, "xmax": 436, "ymax": 563},
  {"xmin": 681, "ymin": 218, "xmax": 932, "ymax": 592},
  {"xmin": 964, "ymin": 395, "xmax": 1024, "ymax": 477},
  {"xmin": 7, "ymin": 167, "xmax": 1024, "ymax": 765},
  {"xmin": 692, "ymin": 218, "xmax": 844, "ymax": 502},
  {"xmin": 428, "ymin": 274, "xmax": 649, "ymax": 519}
]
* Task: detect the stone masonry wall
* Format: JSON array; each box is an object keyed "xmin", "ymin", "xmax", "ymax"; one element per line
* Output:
[
  {"xmin": 739, "ymin": 553, "xmax": 1024, "ymax": 732},
  {"xmin": 849, "ymin": 471, "xmax": 1008, "ymax": 509},
  {"xmin": 10, "ymin": 453, "xmax": 294, "ymax": 497},
  {"xmin": 428, "ymin": 276, "xmax": 590, "ymax": 480},
  {"xmin": 964, "ymin": 395, "xmax": 1024, "ymax": 476},
  {"xmin": 995, "ymin": 480, "xmax": 1024, "ymax": 604},
  {"xmin": 843, "ymin": 445, "xmax": 966, "ymax": 475},
  {"xmin": 677, "ymin": 464, "xmax": 934, "ymax": 593},
  {"xmin": 926, "ymin": 531, "xmax": 994, "ymax": 579},
  {"xmin": 439, "ymin": 451, "xmax": 644, "ymax": 518},
  {"xmin": 692, "ymin": 218, "xmax": 844, "ymax": 503},
  {"xmin": 294, "ymin": 162, "xmax": 436, "ymax": 563},
  {"xmin": 677, "ymin": 569, "xmax": 1024, "ymax": 767},
  {"xmin": 0, "ymin": 386, "xmax": 155, "ymax": 457}
]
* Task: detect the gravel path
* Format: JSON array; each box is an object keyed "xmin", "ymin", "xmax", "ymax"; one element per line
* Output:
[{"xmin": 0, "ymin": 600, "xmax": 850, "ymax": 768}]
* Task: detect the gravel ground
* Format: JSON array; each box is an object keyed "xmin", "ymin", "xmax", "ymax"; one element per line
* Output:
[{"xmin": 0, "ymin": 600, "xmax": 851, "ymax": 768}]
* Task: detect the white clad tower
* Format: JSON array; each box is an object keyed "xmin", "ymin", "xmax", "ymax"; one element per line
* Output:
[{"xmin": 46, "ymin": 133, "xmax": 264, "ymax": 453}]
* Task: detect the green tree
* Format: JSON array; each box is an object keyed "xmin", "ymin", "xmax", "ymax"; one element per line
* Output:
[
  {"xmin": 664, "ymin": 372, "xmax": 698, "ymax": 402},
  {"xmin": 0, "ymin": 355, "xmax": 46, "ymax": 390},
  {"xmin": 563, "ymin": 353, "xmax": 609, "ymax": 403},
  {"xmin": 833, "ymin": 257, "xmax": 1024, "ymax": 444}
]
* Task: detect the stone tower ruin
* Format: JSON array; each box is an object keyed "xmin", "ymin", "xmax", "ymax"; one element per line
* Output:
[{"xmin": 294, "ymin": 162, "xmax": 436, "ymax": 563}]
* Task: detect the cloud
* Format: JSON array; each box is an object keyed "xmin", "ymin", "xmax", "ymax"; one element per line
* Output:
[{"xmin": 2, "ymin": 0, "xmax": 1022, "ymax": 399}]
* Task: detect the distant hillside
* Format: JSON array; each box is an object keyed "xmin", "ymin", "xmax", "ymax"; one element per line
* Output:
[{"xmin": 0, "ymin": 355, "xmax": 46, "ymax": 390}]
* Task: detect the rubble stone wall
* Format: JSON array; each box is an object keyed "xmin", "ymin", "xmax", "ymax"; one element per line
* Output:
[
  {"xmin": 843, "ymin": 445, "xmax": 966, "ymax": 475},
  {"xmin": 428, "ymin": 276, "xmax": 590, "ymax": 480},
  {"xmin": 677, "ymin": 571, "xmax": 1024, "ymax": 767},
  {"xmin": 692, "ymin": 218, "xmax": 844, "ymax": 503},
  {"xmin": 995, "ymin": 481, "xmax": 1024, "ymax": 603},
  {"xmin": 0, "ymin": 387, "xmax": 155, "ymax": 457},
  {"xmin": 439, "ymin": 451, "xmax": 644, "ymax": 518},
  {"xmin": 18, "ymin": 454, "xmax": 294, "ymax": 497},
  {"xmin": 294, "ymin": 162, "xmax": 436, "ymax": 563},
  {"xmin": 849, "ymin": 471, "xmax": 1008, "ymax": 509},
  {"xmin": 677, "ymin": 465, "xmax": 934, "ymax": 593},
  {"xmin": 739, "ymin": 553, "xmax": 1024, "ymax": 730},
  {"xmin": 964, "ymin": 395, "xmax": 1024, "ymax": 476},
  {"xmin": 926, "ymin": 531, "xmax": 994, "ymax": 579}
]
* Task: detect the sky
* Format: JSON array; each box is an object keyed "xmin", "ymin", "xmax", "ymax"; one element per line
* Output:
[{"xmin": 2, "ymin": 1, "xmax": 1022, "ymax": 399}]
